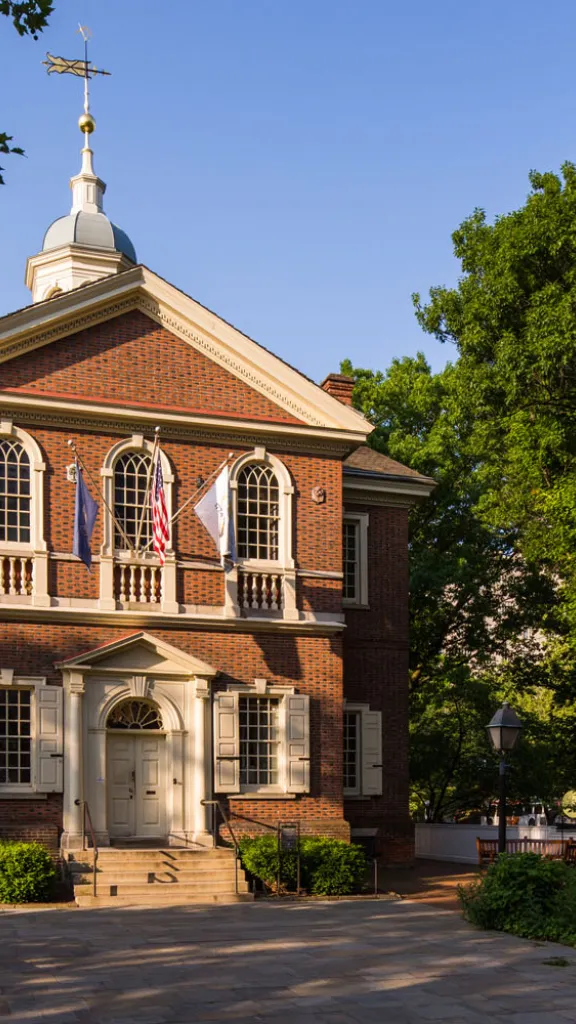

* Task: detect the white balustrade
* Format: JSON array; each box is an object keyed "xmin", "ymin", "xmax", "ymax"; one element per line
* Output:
[
  {"xmin": 0, "ymin": 556, "xmax": 34, "ymax": 596},
  {"xmin": 114, "ymin": 563, "xmax": 162, "ymax": 604},
  {"xmin": 237, "ymin": 571, "xmax": 283, "ymax": 611}
]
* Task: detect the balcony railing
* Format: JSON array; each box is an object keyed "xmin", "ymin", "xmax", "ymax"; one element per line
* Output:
[
  {"xmin": 114, "ymin": 563, "xmax": 162, "ymax": 604},
  {"xmin": 0, "ymin": 555, "xmax": 34, "ymax": 597},
  {"xmin": 237, "ymin": 570, "xmax": 283, "ymax": 612}
]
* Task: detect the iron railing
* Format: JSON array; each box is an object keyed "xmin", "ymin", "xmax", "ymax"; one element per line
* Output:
[
  {"xmin": 201, "ymin": 799, "xmax": 240, "ymax": 894},
  {"xmin": 80, "ymin": 800, "xmax": 98, "ymax": 897}
]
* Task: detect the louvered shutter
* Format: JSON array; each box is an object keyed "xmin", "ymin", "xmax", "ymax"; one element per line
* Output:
[
  {"xmin": 284, "ymin": 694, "xmax": 310, "ymax": 793},
  {"xmin": 213, "ymin": 692, "xmax": 240, "ymax": 793},
  {"xmin": 361, "ymin": 710, "xmax": 382, "ymax": 796},
  {"xmin": 35, "ymin": 686, "xmax": 63, "ymax": 793}
]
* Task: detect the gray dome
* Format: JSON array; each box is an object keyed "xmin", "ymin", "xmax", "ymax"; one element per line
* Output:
[{"xmin": 42, "ymin": 211, "xmax": 137, "ymax": 263}]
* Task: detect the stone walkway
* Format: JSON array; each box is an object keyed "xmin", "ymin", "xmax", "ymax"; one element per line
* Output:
[{"xmin": 2, "ymin": 898, "xmax": 576, "ymax": 1023}]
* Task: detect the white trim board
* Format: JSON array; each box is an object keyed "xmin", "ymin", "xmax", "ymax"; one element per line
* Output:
[{"xmin": 0, "ymin": 265, "xmax": 370, "ymax": 439}]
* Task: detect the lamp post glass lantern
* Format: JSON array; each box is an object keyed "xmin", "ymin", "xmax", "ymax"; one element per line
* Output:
[{"xmin": 486, "ymin": 702, "xmax": 523, "ymax": 854}]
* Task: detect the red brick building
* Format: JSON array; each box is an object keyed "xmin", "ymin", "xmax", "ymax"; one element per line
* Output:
[{"xmin": 0, "ymin": 116, "xmax": 433, "ymax": 866}]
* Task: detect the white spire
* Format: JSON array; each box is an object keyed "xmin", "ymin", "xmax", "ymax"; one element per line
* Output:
[
  {"xmin": 69, "ymin": 124, "xmax": 106, "ymax": 215},
  {"xmin": 25, "ymin": 31, "xmax": 136, "ymax": 303}
]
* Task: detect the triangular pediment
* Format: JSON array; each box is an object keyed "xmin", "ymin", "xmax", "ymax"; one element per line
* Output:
[
  {"xmin": 57, "ymin": 632, "xmax": 217, "ymax": 678},
  {"xmin": 0, "ymin": 265, "xmax": 369, "ymax": 438}
]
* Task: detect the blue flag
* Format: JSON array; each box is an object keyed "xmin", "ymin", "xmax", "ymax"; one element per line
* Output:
[{"xmin": 73, "ymin": 466, "xmax": 99, "ymax": 570}]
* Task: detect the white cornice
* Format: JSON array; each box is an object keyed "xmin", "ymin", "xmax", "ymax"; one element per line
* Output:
[
  {"xmin": 0, "ymin": 265, "xmax": 370, "ymax": 441},
  {"xmin": 0, "ymin": 604, "xmax": 345, "ymax": 634},
  {"xmin": 0, "ymin": 390, "xmax": 364, "ymax": 451},
  {"xmin": 344, "ymin": 476, "xmax": 435, "ymax": 505}
]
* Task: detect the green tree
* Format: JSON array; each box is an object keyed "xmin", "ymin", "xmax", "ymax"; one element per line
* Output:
[
  {"xmin": 415, "ymin": 164, "xmax": 576, "ymax": 634},
  {"xmin": 341, "ymin": 353, "xmax": 557, "ymax": 820},
  {"xmin": 1, "ymin": 0, "xmax": 53, "ymax": 184}
]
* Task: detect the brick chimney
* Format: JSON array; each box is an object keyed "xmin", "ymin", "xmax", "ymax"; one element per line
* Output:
[{"xmin": 320, "ymin": 373, "xmax": 355, "ymax": 407}]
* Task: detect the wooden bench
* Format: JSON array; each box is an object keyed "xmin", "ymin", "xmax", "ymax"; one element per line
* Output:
[{"xmin": 476, "ymin": 837, "xmax": 571, "ymax": 865}]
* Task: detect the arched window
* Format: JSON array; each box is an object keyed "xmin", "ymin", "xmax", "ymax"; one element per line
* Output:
[
  {"xmin": 236, "ymin": 463, "xmax": 279, "ymax": 561},
  {"xmin": 107, "ymin": 699, "xmax": 163, "ymax": 731},
  {"xmin": 113, "ymin": 451, "xmax": 153, "ymax": 551},
  {"xmin": 0, "ymin": 440, "xmax": 31, "ymax": 544}
]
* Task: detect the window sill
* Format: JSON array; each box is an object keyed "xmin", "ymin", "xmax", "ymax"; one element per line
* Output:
[
  {"xmin": 230, "ymin": 793, "xmax": 297, "ymax": 800},
  {"xmin": 344, "ymin": 795, "xmax": 372, "ymax": 801},
  {"xmin": 343, "ymin": 602, "xmax": 370, "ymax": 610},
  {"xmin": 0, "ymin": 791, "xmax": 47, "ymax": 800}
]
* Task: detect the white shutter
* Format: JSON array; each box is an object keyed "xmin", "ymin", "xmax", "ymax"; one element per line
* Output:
[
  {"xmin": 213, "ymin": 692, "xmax": 240, "ymax": 793},
  {"xmin": 361, "ymin": 710, "xmax": 382, "ymax": 796},
  {"xmin": 35, "ymin": 686, "xmax": 63, "ymax": 793},
  {"xmin": 284, "ymin": 694, "xmax": 310, "ymax": 794}
]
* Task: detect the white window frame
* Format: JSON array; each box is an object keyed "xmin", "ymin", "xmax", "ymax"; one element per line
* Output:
[
  {"xmin": 342, "ymin": 512, "xmax": 369, "ymax": 608},
  {"xmin": 0, "ymin": 672, "xmax": 63, "ymax": 795},
  {"xmin": 343, "ymin": 707, "xmax": 361, "ymax": 796},
  {"xmin": 0, "ymin": 421, "xmax": 49, "ymax": 605},
  {"xmin": 99, "ymin": 435, "xmax": 177, "ymax": 612},
  {"xmin": 343, "ymin": 702, "xmax": 382, "ymax": 797},
  {"xmin": 226, "ymin": 448, "xmax": 297, "ymax": 619},
  {"xmin": 230, "ymin": 449, "xmax": 294, "ymax": 572},
  {"xmin": 213, "ymin": 682, "xmax": 310, "ymax": 796},
  {"xmin": 101, "ymin": 435, "xmax": 175, "ymax": 558}
]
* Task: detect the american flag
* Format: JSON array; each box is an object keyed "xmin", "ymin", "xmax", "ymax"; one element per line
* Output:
[{"xmin": 151, "ymin": 455, "xmax": 169, "ymax": 564}]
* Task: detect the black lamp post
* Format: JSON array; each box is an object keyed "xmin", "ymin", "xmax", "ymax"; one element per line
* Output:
[{"xmin": 486, "ymin": 702, "xmax": 523, "ymax": 854}]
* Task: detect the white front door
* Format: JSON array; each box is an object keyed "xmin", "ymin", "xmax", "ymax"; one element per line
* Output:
[{"xmin": 107, "ymin": 734, "xmax": 167, "ymax": 839}]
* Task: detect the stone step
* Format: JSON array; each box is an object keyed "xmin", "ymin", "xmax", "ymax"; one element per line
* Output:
[
  {"xmin": 72, "ymin": 867, "xmax": 241, "ymax": 884},
  {"xmin": 75, "ymin": 892, "xmax": 253, "ymax": 907},
  {"xmin": 67, "ymin": 848, "xmax": 235, "ymax": 860},
  {"xmin": 67, "ymin": 853, "xmax": 236, "ymax": 871},
  {"xmin": 74, "ymin": 879, "xmax": 250, "ymax": 896}
]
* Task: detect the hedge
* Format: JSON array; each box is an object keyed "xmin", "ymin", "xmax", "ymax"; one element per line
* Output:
[
  {"xmin": 458, "ymin": 852, "xmax": 576, "ymax": 945},
  {"xmin": 0, "ymin": 842, "xmax": 56, "ymax": 903},
  {"xmin": 239, "ymin": 834, "xmax": 367, "ymax": 896}
]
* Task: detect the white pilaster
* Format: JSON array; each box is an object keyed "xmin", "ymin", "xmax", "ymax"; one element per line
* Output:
[
  {"xmin": 62, "ymin": 670, "xmax": 85, "ymax": 849},
  {"xmin": 192, "ymin": 677, "xmax": 212, "ymax": 843}
]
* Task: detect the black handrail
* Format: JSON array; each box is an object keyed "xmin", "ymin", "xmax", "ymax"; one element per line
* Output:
[
  {"xmin": 201, "ymin": 799, "xmax": 239, "ymax": 895},
  {"xmin": 81, "ymin": 801, "xmax": 98, "ymax": 898}
]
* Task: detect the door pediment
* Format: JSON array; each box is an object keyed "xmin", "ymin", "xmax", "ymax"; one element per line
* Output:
[{"xmin": 56, "ymin": 631, "xmax": 217, "ymax": 679}]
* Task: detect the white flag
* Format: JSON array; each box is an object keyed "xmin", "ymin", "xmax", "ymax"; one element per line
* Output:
[{"xmin": 194, "ymin": 466, "xmax": 236, "ymax": 562}]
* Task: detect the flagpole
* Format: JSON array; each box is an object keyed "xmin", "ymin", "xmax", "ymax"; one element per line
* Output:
[
  {"xmin": 134, "ymin": 426, "xmax": 160, "ymax": 554},
  {"xmin": 170, "ymin": 452, "xmax": 235, "ymax": 527},
  {"xmin": 67, "ymin": 439, "xmax": 135, "ymax": 553},
  {"xmin": 138, "ymin": 451, "xmax": 236, "ymax": 555}
]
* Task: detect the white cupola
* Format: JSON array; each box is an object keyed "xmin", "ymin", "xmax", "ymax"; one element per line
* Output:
[{"xmin": 26, "ymin": 112, "xmax": 136, "ymax": 303}]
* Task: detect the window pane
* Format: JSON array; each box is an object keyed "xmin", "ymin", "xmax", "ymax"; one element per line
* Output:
[
  {"xmin": 0, "ymin": 688, "xmax": 33, "ymax": 786},
  {"xmin": 343, "ymin": 522, "xmax": 359, "ymax": 601},
  {"xmin": 239, "ymin": 696, "xmax": 280, "ymax": 786},
  {"xmin": 237, "ymin": 464, "xmax": 280, "ymax": 561},
  {"xmin": 113, "ymin": 452, "xmax": 153, "ymax": 550},
  {"xmin": 0, "ymin": 440, "xmax": 31, "ymax": 544},
  {"xmin": 344, "ymin": 711, "xmax": 360, "ymax": 791}
]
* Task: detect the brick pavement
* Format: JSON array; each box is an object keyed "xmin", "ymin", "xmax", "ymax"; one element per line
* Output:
[{"xmin": 2, "ymin": 898, "xmax": 576, "ymax": 1023}]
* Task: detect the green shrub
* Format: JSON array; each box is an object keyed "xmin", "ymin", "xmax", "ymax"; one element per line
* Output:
[
  {"xmin": 239, "ymin": 834, "xmax": 367, "ymax": 896},
  {"xmin": 301, "ymin": 837, "xmax": 368, "ymax": 896},
  {"xmin": 0, "ymin": 842, "xmax": 56, "ymax": 903},
  {"xmin": 458, "ymin": 853, "xmax": 576, "ymax": 945}
]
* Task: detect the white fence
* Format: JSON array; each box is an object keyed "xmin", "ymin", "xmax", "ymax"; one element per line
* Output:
[{"xmin": 415, "ymin": 823, "xmax": 561, "ymax": 864}]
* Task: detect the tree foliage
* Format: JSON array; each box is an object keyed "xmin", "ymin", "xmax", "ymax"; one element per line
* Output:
[
  {"xmin": 343, "ymin": 167, "xmax": 576, "ymax": 818},
  {"xmin": 1, "ymin": 0, "xmax": 53, "ymax": 183}
]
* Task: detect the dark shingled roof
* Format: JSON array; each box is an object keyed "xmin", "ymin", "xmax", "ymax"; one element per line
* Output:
[{"xmin": 343, "ymin": 445, "xmax": 435, "ymax": 485}]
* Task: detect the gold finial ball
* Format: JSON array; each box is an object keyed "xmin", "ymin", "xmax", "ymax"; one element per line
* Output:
[{"xmin": 78, "ymin": 112, "xmax": 96, "ymax": 135}]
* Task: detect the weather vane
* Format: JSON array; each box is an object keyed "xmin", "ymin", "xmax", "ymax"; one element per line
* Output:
[{"xmin": 43, "ymin": 25, "xmax": 110, "ymax": 135}]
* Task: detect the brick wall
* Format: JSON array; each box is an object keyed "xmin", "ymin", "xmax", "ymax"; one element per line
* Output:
[
  {"xmin": 2, "ymin": 311, "xmax": 302, "ymax": 424},
  {"xmin": 343, "ymin": 503, "xmax": 413, "ymax": 863},
  {"xmin": 17, "ymin": 425, "xmax": 342, "ymax": 604},
  {"xmin": 0, "ymin": 623, "xmax": 347, "ymax": 837},
  {"xmin": 0, "ymin": 795, "xmax": 62, "ymax": 854},
  {"xmin": 0, "ymin": 310, "xmax": 415, "ymax": 861}
]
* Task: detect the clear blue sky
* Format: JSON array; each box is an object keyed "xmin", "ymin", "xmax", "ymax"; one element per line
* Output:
[{"xmin": 1, "ymin": 0, "xmax": 575, "ymax": 383}]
